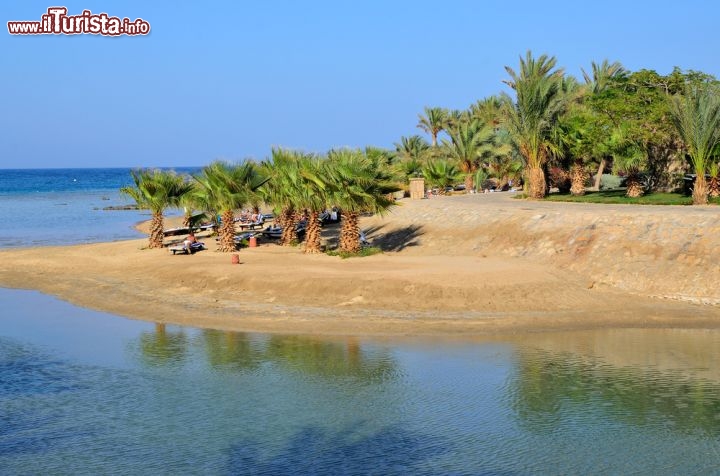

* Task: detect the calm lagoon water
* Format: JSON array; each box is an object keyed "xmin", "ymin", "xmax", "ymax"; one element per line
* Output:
[{"xmin": 1, "ymin": 288, "xmax": 720, "ymax": 475}]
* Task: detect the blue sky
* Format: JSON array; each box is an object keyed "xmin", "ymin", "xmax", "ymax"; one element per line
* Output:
[{"xmin": 1, "ymin": 0, "xmax": 719, "ymax": 168}]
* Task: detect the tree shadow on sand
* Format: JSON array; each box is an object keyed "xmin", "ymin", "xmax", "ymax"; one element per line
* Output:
[{"xmin": 365, "ymin": 224, "xmax": 424, "ymax": 252}]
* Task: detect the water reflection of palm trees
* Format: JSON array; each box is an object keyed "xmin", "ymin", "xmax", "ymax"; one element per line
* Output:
[
  {"xmin": 138, "ymin": 323, "xmax": 188, "ymax": 367},
  {"xmin": 511, "ymin": 349, "xmax": 720, "ymax": 435},
  {"xmin": 265, "ymin": 335, "xmax": 395, "ymax": 382},
  {"xmin": 201, "ymin": 329, "xmax": 263, "ymax": 371},
  {"xmin": 137, "ymin": 325, "xmax": 396, "ymax": 382}
]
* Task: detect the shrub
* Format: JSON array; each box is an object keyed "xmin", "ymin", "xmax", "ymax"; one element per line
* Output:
[
  {"xmin": 599, "ymin": 174, "xmax": 624, "ymax": 190},
  {"xmin": 326, "ymin": 246, "xmax": 382, "ymax": 259},
  {"xmin": 548, "ymin": 167, "xmax": 571, "ymax": 193}
]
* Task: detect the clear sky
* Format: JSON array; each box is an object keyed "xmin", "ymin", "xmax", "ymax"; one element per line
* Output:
[{"xmin": 2, "ymin": 0, "xmax": 719, "ymax": 168}]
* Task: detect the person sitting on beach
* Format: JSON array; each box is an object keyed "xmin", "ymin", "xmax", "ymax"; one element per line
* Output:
[{"xmin": 183, "ymin": 232, "xmax": 197, "ymax": 251}]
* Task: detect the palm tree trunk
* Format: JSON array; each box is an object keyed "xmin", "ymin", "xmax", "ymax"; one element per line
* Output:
[
  {"xmin": 149, "ymin": 211, "xmax": 165, "ymax": 249},
  {"xmin": 708, "ymin": 177, "xmax": 720, "ymax": 198},
  {"xmin": 625, "ymin": 174, "xmax": 644, "ymax": 198},
  {"xmin": 339, "ymin": 212, "xmax": 361, "ymax": 254},
  {"xmin": 280, "ymin": 210, "xmax": 298, "ymax": 246},
  {"xmin": 219, "ymin": 210, "xmax": 236, "ymax": 252},
  {"xmin": 276, "ymin": 208, "xmax": 290, "ymax": 228},
  {"xmin": 692, "ymin": 175, "xmax": 709, "ymax": 205},
  {"xmin": 527, "ymin": 166, "xmax": 546, "ymax": 199},
  {"xmin": 464, "ymin": 173, "xmax": 474, "ymax": 193},
  {"xmin": 304, "ymin": 210, "xmax": 322, "ymax": 253},
  {"xmin": 570, "ymin": 164, "xmax": 587, "ymax": 196}
]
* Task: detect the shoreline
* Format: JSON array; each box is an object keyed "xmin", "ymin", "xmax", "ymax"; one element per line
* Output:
[{"xmin": 2, "ymin": 194, "xmax": 719, "ymax": 337}]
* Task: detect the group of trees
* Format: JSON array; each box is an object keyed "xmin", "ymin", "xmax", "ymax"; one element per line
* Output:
[
  {"xmin": 399, "ymin": 51, "xmax": 720, "ymax": 204},
  {"xmin": 124, "ymin": 51, "xmax": 720, "ymax": 254},
  {"xmin": 121, "ymin": 148, "xmax": 397, "ymax": 254}
]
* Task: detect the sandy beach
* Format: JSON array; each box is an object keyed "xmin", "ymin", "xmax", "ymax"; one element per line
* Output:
[{"xmin": 1, "ymin": 193, "xmax": 719, "ymax": 336}]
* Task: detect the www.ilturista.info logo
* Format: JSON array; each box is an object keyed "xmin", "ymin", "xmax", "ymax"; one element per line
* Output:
[{"xmin": 7, "ymin": 7, "xmax": 150, "ymax": 36}]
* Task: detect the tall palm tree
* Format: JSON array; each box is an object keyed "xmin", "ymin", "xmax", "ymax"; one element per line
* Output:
[
  {"xmin": 443, "ymin": 109, "xmax": 470, "ymax": 139},
  {"xmin": 441, "ymin": 119, "xmax": 495, "ymax": 191},
  {"xmin": 417, "ymin": 107, "xmax": 448, "ymax": 147},
  {"xmin": 395, "ymin": 135, "xmax": 430, "ymax": 163},
  {"xmin": 502, "ymin": 51, "xmax": 567, "ymax": 199},
  {"xmin": 195, "ymin": 161, "xmax": 268, "ymax": 252},
  {"xmin": 469, "ymin": 96, "xmax": 507, "ymax": 129},
  {"xmin": 121, "ymin": 169, "xmax": 193, "ymax": 249},
  {"xmin": 668, "ymin": 84, "xmax": 720, "ymax": 205},
  {"xmin": 326, "ymin": 149, "xmax": 398, "ymax": 253},
  {"xmin": 582, "ymin": 59, "xmax": 626, "ymax": 94}
]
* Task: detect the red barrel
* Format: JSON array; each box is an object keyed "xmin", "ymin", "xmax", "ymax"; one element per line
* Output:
[
  {"xmin": 231, "ymin": 254, "xmax": 240, "ymax": 264},
  {"xmin": 249, "ymin": 236, "xmax": 257, "ymax": 248}
]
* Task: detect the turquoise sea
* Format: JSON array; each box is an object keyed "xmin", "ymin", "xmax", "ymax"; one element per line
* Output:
[
  {"xmin": 1, "ymin": 169, "xmax": 720, "ymax": 474},
  {"xmin": 0, "ymin": 168, "xmax": 198, "ymax": 248}
]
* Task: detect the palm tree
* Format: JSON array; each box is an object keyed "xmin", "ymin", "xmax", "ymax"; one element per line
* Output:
[
  {"xmin": 612, "ymin": 137, "xmax": 647, "ymax": 198},
  {"xmin": 668, "ymin": 84, "xmax": 720, "ymax": 205},
  {"xmin": 326, "ymin": 149, "xmax": 398, "ymax": 253},
  {"xmin": 417, "ymin": 107, "xmax": 448, "ymax": 147},
  {"xmin": 443, "ymin": 109, "xmax": 471, "ymax": 139},
  {"xmin": 296, "ymin": 155, "xmax": 329, "ymax": 254},
  {"xmin": 469, "ymin": 96, "xmax": 507, "ymax": 129},
  {"xmin": 557, "ymin": 110, "xmax": 593, "ymax": 196},
  {"xmin": 121, "ymin": 169, "xmax": 193, "ymax": 248},
  {"xmin": 473, "ymin": 168, "xmax": 489, "ymax": 193},
  {"xmin": 582, "ymin": 59, "xmax": 626, "ymax": 94},
  {"xmin": 503, "ymin": 51, "xmax": 567, "ymax": 199},
  {"xmin": 395, "ymin": 135, "xmax": 430, "ymax": 162},
  {"xmin": 394, "ymin": 136, "xmax": 430, "ymax": 188},
  {"xmin": 421, "ymin": 159, "xmax": 463, "ymax": 195},
  {"xmin": 260, "ymin": 148, "xmax": 305, "ymax": 246},
  {"xmin": 178, "ymin": 179, "xmax": 209, "ymax": 229},
  {"xmin": 441, "ymin": 119, "xmax": 495, "ymax": 191},
  {"xmin": 489, "ymin": 153, "xmax": 523, "ymax": 192},
  {"xmin": 195, "ymin": 161, "xmax": 268, "ymax": 252},
  {"xmin": 709, "ymin": 162, "xmax": 720, "ymax": 198}
]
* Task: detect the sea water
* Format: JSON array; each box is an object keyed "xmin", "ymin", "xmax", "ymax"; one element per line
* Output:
[
  {"xmin": 0, "ymin": 168, "xmax": 199, "ymax": 247},
  {"xmin": 1, "ymin": 288, "xmax": 719, "ymax": 474}
]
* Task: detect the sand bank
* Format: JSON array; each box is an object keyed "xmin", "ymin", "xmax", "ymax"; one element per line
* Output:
[{"xmin": 1, "ymin": 194, "xmax": 718, "ymax": 336}]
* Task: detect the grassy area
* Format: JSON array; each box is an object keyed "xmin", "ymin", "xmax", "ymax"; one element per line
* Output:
[
  {"xmin": 326, "ymin": 246, "xmax": 383, "ymax": 259},
  {"xmin": 538, "ymin": 190, "xmax": 720, "ymax": 205}
]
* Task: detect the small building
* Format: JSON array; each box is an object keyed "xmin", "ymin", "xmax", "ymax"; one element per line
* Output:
[{"xmin": 409, "ymin": 177, "xmax": 425, "ymax": 199}]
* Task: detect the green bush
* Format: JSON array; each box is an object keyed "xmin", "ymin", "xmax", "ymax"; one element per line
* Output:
[
  {"xmin": 600, "ymin": 174, "xmax": 624, "ymax": 190},
  {"xmin": 326, "ymin": 246, "xmax": 383, "ymax": 259}
]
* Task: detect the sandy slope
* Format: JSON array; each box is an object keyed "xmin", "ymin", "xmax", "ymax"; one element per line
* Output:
[{"xmin": 1, "ymin": 193, "xmax": 718, "ymax": 336}]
